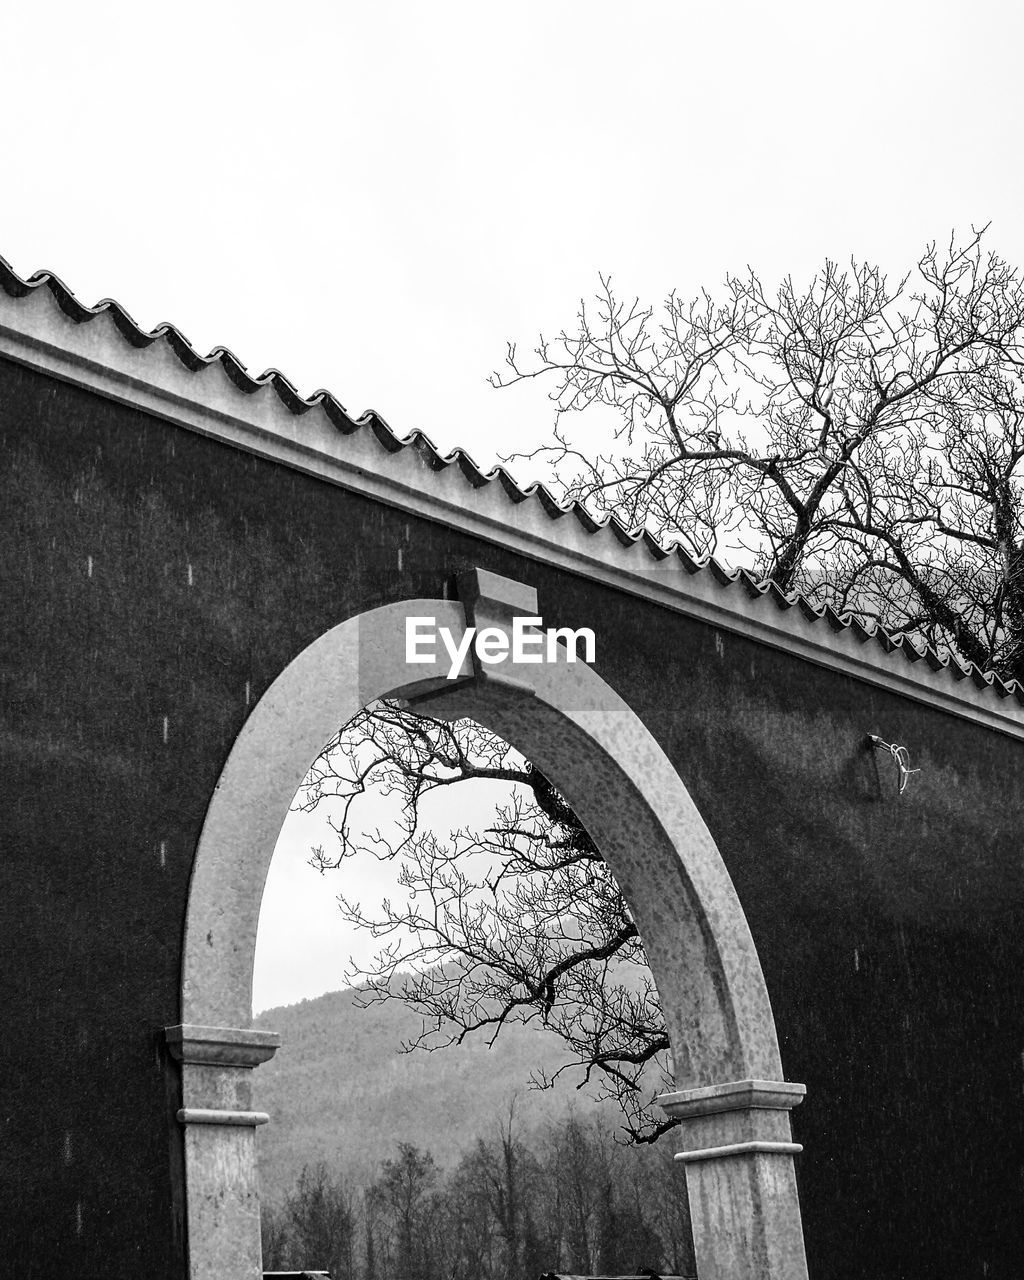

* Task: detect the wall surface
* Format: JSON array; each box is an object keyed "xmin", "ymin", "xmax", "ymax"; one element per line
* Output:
[{"xmin": 3, "ymin": 354, "xmax": 1024, "ymax": 1278}]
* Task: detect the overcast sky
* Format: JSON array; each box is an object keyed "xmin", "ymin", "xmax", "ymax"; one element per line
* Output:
[{"xmin": 4, "ymin": 1, "xmax": 1022, "ymax": 1011}]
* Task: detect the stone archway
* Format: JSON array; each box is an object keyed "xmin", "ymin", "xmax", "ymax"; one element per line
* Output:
[{"xmin": 167, "ymin": 570, "xmax": 808, "ymax": 1280}]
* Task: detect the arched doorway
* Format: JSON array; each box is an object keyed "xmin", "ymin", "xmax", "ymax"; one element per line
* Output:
[{"xmin": 166, "ymin": 570, "xmax": 807, "ymax": 1280}]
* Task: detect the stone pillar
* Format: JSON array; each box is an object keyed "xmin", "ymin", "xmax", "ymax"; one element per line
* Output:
[
  {"xmin": 658, "ymin": 1079, "xmax": 808, "ymax": 1280},
  {"xmin": 166, "ymin": 1024, "xmax": 281, "ymax": 1280}
]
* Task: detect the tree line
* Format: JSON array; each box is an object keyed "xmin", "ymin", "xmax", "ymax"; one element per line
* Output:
[{"xmin": 261, "ymin": 1110, "xmax": 695, "ymax": 1280}]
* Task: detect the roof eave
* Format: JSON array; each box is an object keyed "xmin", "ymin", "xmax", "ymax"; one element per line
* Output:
[{"xmin": 2, "ymin": 256, "xmax": 1022, "ymax": 741}]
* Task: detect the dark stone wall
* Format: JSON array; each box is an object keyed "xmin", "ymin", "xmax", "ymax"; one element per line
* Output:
[{"xmin": 2, "ymin": 354, "xmax": 1023, "ymax": 1279}]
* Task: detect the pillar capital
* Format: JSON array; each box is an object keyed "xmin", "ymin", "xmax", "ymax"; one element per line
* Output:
[
  {"xmin": 165, "ymin": 1023, "xmax": 280, "ymax": 1068},
  {"xmin": 658, "ymin": 1077, "xmax": 805, "ymax": 1119},
  {"xmin": 658, "ymin": 1077, "xmax": 806, "ymax": 1159},
  {"xmin": 658, "ymin": 1079, "xmax": 809, "ymax": 1280}
]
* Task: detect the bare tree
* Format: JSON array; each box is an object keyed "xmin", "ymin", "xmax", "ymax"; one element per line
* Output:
[
  {"xmin": 493, "ymin": 227, "xmax": 1024, "ymax": 680},
  {"xmin": 300, "ymin": 701, "xmax": 671, "ymax": 1141},
  {"xmin": 370, "ymin": 1143, "xmax": 441, "ymax": 1280},
  {"xmin": 458, "ymin": 1101, "xmax": 546, "ymax": 1280},
  {"xmin": 265, "ymin": 1162, "xmax": 355, "ymax": 1279}
]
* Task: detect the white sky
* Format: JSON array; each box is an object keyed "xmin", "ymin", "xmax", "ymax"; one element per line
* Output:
[{"xmin": 3, "ymin": 1, "xmax": 1022, "ymax": 1011}]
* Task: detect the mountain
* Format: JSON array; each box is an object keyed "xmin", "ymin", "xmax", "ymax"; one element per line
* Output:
[{"xmin": 252, "ymin": 982, "xmax": 616, "ymax": 1205}]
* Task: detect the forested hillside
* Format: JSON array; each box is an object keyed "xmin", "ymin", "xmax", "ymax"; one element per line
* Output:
[
  {"xmin": 253, "ymin": 984, "xmax": 695, "ymax": 1280},
  {"xmin": 252, "ymin": 981, "xmax": 614, "ymax": 1199}
]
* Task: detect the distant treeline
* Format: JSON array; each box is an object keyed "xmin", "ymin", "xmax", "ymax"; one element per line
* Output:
[{"xmin": 261, "ymin": 1111, "xmax": 695, "ymax": 1280}]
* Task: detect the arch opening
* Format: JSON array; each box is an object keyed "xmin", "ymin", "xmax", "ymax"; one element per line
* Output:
[
  {"xmin": 254, "ymin": 697, "xmax": 698, "ymax": 1274},
  {"xmin": 169, "ymin": 583, "xmax": 808, "ymax": 1280}
]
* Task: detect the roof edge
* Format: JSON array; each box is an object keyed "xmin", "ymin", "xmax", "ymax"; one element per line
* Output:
[{"xmin": 2, "ymin": 254, "xmax": 1023, "ymax": 741}]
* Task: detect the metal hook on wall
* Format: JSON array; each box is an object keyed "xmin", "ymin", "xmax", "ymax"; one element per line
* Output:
[{"xmin": 868, "ymin": 734, "xmax": 921, "ymax": 795}]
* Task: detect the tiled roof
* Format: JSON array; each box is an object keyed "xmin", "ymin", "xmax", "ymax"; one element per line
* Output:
[{"xmin": 1, "ymin": 252, "xmax": 1021, "ymax": 714}]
